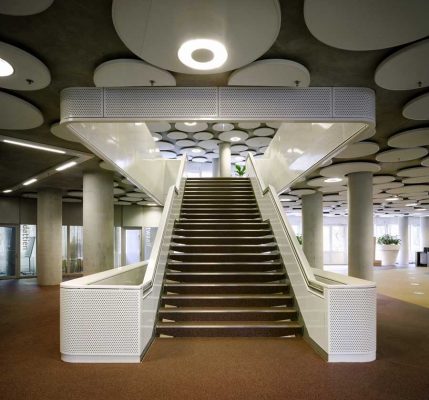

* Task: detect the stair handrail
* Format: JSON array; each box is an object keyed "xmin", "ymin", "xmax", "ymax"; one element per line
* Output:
[{"xmin": 175, "ymin": 155, "xmax": 187, "ymax": 191}]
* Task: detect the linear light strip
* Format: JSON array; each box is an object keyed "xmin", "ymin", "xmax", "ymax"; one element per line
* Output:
[{"xmin": 3, "ymin": 139, "xmax": 66, "ymax": 154}]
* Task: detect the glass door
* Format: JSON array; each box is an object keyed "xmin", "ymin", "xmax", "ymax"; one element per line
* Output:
[
  {"xmin": 0, "ymin": 225, "xmax": 18, "ymax": 278},
  {"xmin": 123, "ymin": 228, "xmax": 142, "ymax": 265}
]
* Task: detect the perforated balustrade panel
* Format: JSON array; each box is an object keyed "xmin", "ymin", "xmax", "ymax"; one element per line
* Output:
[
  {"xmin": 218, "ymin": 87, "xmax": 333, "ymax": 120},
  {"xmin": 328, "ymin": 287, "xmax": 376, "ymax": 355},
  {"xmin": 333, "ymin": 87, "xmax": 375, "ymax": 122},
  {"xmin": 61, "ymin": 88, "xmax": 104, "ymax": 120},
  {"xmin": 104, "ymin": 87, "xmax": 218, "ymax": 118},
  {"xmin": 61, "ymin": 288, "xmax": 140, "ymax": 355}
]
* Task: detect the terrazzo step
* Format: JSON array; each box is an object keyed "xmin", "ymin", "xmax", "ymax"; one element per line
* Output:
[
  {"xmin": 161, "ymin": 294, "xmax": 294, "ymax": 307},
  {"xmin": 179, "ymin": 213, "xmax": 261, "ymax": 219},
  {"xmin": 170, "ymin": 236, "xmax": 275, "ymax": 245},
  {"xmin": 184, "ymin": 186, "xmax": 252, "ymax": 191},
  {"xmin": 166, "ymin": 261, "xmax": 283, "ymax": 272},
  {"xmin": 168, "ymin": 251, "xmax": 281, "ymax": 262},
  {"xmin": 158, "ymin": 307, "xmax": 298, "ymax": 321},
  {"xmin": 175, "ymin": 222, "xmax": 270, "ymax": 229},
  {"xmin": 180, "ymin": 207, "xmax": 260, "ymax": 213},
  {"xmin": 182, "ymin": 199, "xmax": 257, "ymax": 205},
  {"xmin": 165, "ymin": 271, "xmax": 286, "ymax": 283},
  {"xmin": 164, "ymin": 282, "xmax": 289, "ymax": 295},
  {"xmin": 169, "ymin": 243, "xmax": 278, "ymax": 253},
  {"xmin": 172, "ymin": 229, "xmax": 273, "ymax": 237},
  {"xmin": 156, "ymin": 321, "xmax": 302, "ymax": 337}
]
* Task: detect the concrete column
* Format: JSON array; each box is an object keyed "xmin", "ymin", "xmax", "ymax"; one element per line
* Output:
[
  {"xmin": 37, "ymin": 188, "xmax": 63, "ymax": 285},
  {"xmin": 348, "ymin": 172, "xmax": 373, "ymax": 280},
  {"xmin": 212, "ymin": 158, "xmax": 220, "ymax": 177},
  {"xmin": 398, "ymin": 216, "xmax": 409, "ymax": 266},
  {"xmin": 218, "ymin": 142, "xmax": 231, "ymax": 177},
  {"xmin": 83, "ymin": 170, "xmax": 114, "ymax": 275},
  {"xmin": 302, "ymin": 191, "xmax": 324, "ymax": 269},
  {"xmin": 421, "ymin": 217, "xmax": 429, "ymax": 248}
]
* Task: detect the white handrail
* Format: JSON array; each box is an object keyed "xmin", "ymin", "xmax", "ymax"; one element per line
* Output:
[{"xmin": 175, "ymin": 155, "xmax": 188, "ymax": 191}]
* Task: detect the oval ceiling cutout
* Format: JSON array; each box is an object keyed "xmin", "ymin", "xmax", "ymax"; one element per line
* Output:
[
  {"xmin": 50, "ymin": 122, "xmax": 80, "ymax": 142},
  {"xmin": 0, "ymin": 91, "xmax": 43, "ymax": 129},
  {"xmin": 0, "ymin": 41, "xmax": 51, "ymax": 91},
  {"xmin": 112, "ymin": 0, "xmax": 281, "ymax": 74},
  {"xmin": 403, "ymin": 92, "xmax": 429, "ymax": 120},
  {"xmin": 388, "ymin": 127, "xmax": 429, "ymax": 148},
  {"xmin": 320, "ymin": 162, "xmax": 381, "ymax": 178},
  {"xmin": 375, "ymin": 38, "xmax": 429, "ymax": 90},
  {"xmin": 336, "ymin": 142, "xmax": 379, "ymax": 159},
  {"xmin": 397, "ymin": 166, "xmax": 429, "ymax": 177},
  {"xmin": 304, "ymin": 0, "xmax": 429, "ymax": 51},
  {"xmin": 94, "ymin": 59, "xmax": 176, "ymax": 87},
  {"xmin": 228, "ymin": 59, "xmax": 310, "ymax": 87},
  {"xmin": 146, "ymin": 122, "xmax": 171, "ymax": 132},
  {"xmin": 0, "ymin": 0, "xmax": 54, "ymax": 16},
  {"xmin": 376, "ymin": 147, "xmax": 428, "ymax": 163},
  {"xmin": 175, "ymin": 122, "xmax": 208, "ymax": 133}
]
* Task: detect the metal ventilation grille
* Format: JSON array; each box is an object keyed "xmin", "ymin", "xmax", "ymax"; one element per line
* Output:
[
  {"xmin": 61, "ymin": 88, "xmax": 103, "ymax": 120},
  {"xmin": 328, "ymin": 288, "xmax": 376, "ymax": 354},
  {"xmin": 218, "ymin": 87, "xmax": 333, "ymax": 119},
  {"xmin": 104, "ymin": 87, "xmax": 218, "ymax": 118},
  {"xmin": 333, "ymin": 87, "xmax": 375, "ymax": 122},
  {"xmin": 61, "ymin": 289, "xmax": 140, "ymax": 355}
]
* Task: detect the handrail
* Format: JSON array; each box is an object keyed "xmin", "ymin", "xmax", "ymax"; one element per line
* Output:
[{"xmin": 175, "ymin": 155, "xmax": 188, "ymax": 191}]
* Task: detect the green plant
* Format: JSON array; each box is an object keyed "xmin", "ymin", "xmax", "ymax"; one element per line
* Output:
[
  {"xmin": 235, "ymin": 164, "xmax": 246, "ymax": 176},
  {"xmin": 296, "ymin": 234, "xmax": 303, "ymax": 245},
  {"xmin": 377, "ymin": 234, "xmax": 400, "ymax": 245}
]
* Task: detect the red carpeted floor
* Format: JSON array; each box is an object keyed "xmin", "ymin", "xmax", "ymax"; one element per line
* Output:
[{"xmin": 0, "ymin": 278, "xmax": 428, "ymax": 400}]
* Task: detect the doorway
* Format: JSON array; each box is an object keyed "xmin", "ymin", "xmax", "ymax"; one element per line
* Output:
[
  {"xmin": 0, "ymin": 225, "xmax": 18, "ymax": 278},
  {"xmin": 122, "ymin": 228, "xmax": 142, "ymax": 266}
]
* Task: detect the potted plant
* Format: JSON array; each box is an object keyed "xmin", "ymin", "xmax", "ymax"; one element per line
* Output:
[
  {"xmin": 296, "ymin": 234, "xmax": 303, "ymax": 245},
  {"xmin": 234, "ymin": 164, "xmax": 246, "ymax": 177},
  {"xmin": 377, "ymin": 234, "xmax": 401, "ymax": 266}
]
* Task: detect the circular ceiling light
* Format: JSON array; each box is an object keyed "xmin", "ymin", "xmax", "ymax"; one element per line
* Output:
[
  {"xmin": 0, "ymin": 57, "xmax": 13, "ymax": 76},
  {"xmin": 324, "ymin": 177, "xmax": 343, "ymax": 183},
  {"xmin": 184, "ymin": 122, "xmax": 197, "ymax": 126},
  {"xmin": 230, "ymin": 137, "xmax": 241, "ymax": 142},
  {"xmin": 178, "ymin": 39, "xmax": 228, "ymax": 71}
]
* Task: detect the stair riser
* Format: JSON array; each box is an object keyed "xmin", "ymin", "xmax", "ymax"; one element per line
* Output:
[
  {"xmin": 171, "ymin": 237, "xmax": 274, "ymax": 245},
  {"xmin": 181, "ymin": 208, "xmax": 259, "ymax": 213},
  {"xmin": 166, "ymin": 263, "xmax": 283, "ymax": 272},
  {"xmin": 181, "ymin": 203, "xmax": 257, "ymax": 208},
  {"xmin": 180, "ymin": 214, "xmax": 261, "ymax": 220},
  {"xmin": 170, "ymin": 245, "xmax": 278, "ymax": 253},
  {"xmin": 166, "ymin": 273, "xmax": 286, "ymax": 283},
  {"xmin": 173, "ymin": 230, "xmax": 273, "ymax": 237},
  {"xmin": 162, "ymin": 298, "xmax": 294, "ymax": 307},
  {"xmin": 182, "ymin": 199, "xmax": 256, "ymax": 205},
  {"xmin": 175, "ymin": 223, "xmax": 269, "ymax": 230},
  {"xmin": 159, "ymin": 311, "xmax": 298, "ymax": 322},
  {"xmin": 164, "ymin": 285, "xmax": 289, "ymax": 295},
  {"xmin": 169, "ymin": 254, "xmax": 281, "ymax": 262},
  {"xmin": 156, "ymin": 326, "xmax": 302, "ymax": 337}
]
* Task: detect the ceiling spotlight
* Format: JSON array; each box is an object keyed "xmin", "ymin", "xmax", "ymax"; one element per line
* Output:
[
  {"xmin": 405, "ymin": 203, "xmax": 418, "ymax": 207},
  {"xmin": 23, "ymin": 178, "xmax": 37, "ymax": 186},
  {"xmin": 178, "ymin": 39, "xmax": 228, "ymax": 70},
  {"xmin": 324, "ymin": 177, "xmax": 342, "ymax": 183},
  {"xmin": 415, "ymin": 208, "xmax": 426, "ymax": 211},
  {"xmin": 2, "ymin": 189, "xmax": 12, "ymax": 193},
  {"xmin": 184, "ymin": 122, "xmax": 197, "ymax": 126},
  {"xmin": 386, "ymin": 197, "xmax": 400, "ymax": 201},
  {"xmin": 191, "ymin": 148, "xmax": 202, "ymax": 153},
  {"xmin": 230, "ymin": 137, "xmax": 241, "ymax": 142},
  {"xmin": 0, "ymin": 57, "xmax": 14, "ymax": 77},
  {"xmin": 134, "ymin": 122, "xmax": 143, "ymax": 126},
  {"xmin": 56, "ymin": 161, "xmax": 77, "ymax": 171}
]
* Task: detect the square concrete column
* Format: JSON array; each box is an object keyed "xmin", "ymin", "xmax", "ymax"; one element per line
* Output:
[
  {"xmin": 37, "ymin": 188, "xmax": 63, "ymax": 285},
  {"xmin": 348, "ymin": 172, "xmax": 373, "ymax": 280},
  {"xmin": 398, "ymin": 216, "xmax": 409, "ymax": 266},
  {"xmin": 83, "ymin": 170, "xmax": 114, "ymax": 275},
  {"xmin": 302, "ymin": 191, "xmax": 324, "ymax": 269},
  {"xmin": 421, "ymin": 217, "xmax": 429, "ymax": 248}
]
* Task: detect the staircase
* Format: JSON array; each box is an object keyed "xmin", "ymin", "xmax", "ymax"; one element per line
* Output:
[{"xmin": 156, "ymin": 178, "xmax": 303, "ymax": 337}]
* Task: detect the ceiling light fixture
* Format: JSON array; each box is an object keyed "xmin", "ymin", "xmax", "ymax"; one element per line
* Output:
[
  {"xmin": 415, "ymin": 208, "xmax": 426, "ymax": 211},
  {"xmin": 56, "ymin": 161, "xmax": 77, "ymax": 171},
  {"xmin": 405, "ymin": 203, "xmax": 418, "ymax": 207},
  {"xmin": 2, "ymin": 189, "xmax": 12, "ymax": 193},
  {"xmin": 184, "ymin": 122, "xmax": 197, "ymax": 126},
  {"xmin": 178, "ymin": 39, "xmax": 228, "ymax": 71},
  {"xmin": 3, "ymin": 139, "xmax": 66, "ymax": 154},
  {"xmin": 312, "ymin": 123, "xmax": 333, "ymax": 130},
  {"xmin": 134, "ymin": 122, "xmax": 143, "ymax": 126},
  {"xmin": 191, "ymin": 148, "xmax": 202, "ymax": 153},
  {"xmin": 230, "ymin": 137, "xmax": 241, "ymax": 142},
  {"xmin": 23, "ymin": 178, "xmax": 37, "ymax": 186},
  {"xmin": 0, "ymin": 57, "xmax": 14, "ymax": 77},
  {"xmin": 324, "ymin": 177, "xmax": 343, "ymax": 183},
  {"xmin": 386, "ymin": 197, "xmax": 400, "ymax": 201}
]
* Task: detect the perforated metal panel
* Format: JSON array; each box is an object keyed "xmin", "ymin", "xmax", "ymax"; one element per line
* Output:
[
  {"xmin": 61, "ymin": 288, "xmax": 140, "ymax": 355},
  {"xmin": 104, "ymin": 87, "xmax": 218, "ymax": 118},
  {"xmin": 333, "ymin": 87, "xmax": 375, "ymax": 122},
  {"xmin": 219, "ymin": 87, "xmax": 333, "ymax": 119},
  {"xmin": 328, "ymin": 288, "xmax": 376, "ymax": 354},
  {"xmin": 61, "ymin": 88, "xmax": 103, "ymax": 120}
]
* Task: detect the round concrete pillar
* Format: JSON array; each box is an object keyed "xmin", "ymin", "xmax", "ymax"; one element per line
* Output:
[
  {"xmin": 302, "ymin": 191, "xmax": 324, "ymax": 269},
  {"xmin": 83, "ymin": 170, "xmax": 114, "ymax": 275},
  {"xmin": 348, "ymin": 172, "xmax": 373, "ymax": 280},
  {"xmin": 212, "ymin": 158, "xmax": 220, "ymax": 177},
  {"xmin": 37, "ymin": 188, "xmax": 63, "ymax": 285},
  {"xmin": 218, "ymin": 142, "xmax": 231, "ymax": 177},
  {"xmin": 421, "ymin": 217, "xmax": 429, "ymax": 248},
  {"xmin": 398, "ymin": 216, "xmax": 409, "ymax": 266}
]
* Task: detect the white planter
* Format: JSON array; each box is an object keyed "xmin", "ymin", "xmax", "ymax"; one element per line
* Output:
[{"xmin": 379, "ymin": 244, "xmax": 400, "ymax": 266}]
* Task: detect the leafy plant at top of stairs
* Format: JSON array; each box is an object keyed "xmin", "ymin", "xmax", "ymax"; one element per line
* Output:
[{"xmin": 235, "ymin": 164, "xmax": 246, "ymax": 177}]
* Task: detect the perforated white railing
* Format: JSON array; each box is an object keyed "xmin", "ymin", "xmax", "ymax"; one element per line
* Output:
[
  {"xmin": 60, "ymin": 159, "xmax": 186, "ymax": 363},
  {"xmin": 246, "ymin": 154, "xmax": 376, "ymax": 362}
]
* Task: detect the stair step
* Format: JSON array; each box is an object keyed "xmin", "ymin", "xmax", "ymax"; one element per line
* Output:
[
  {"xmin": 180, "ymin": 213, "xmax": 261, "ymax": 219},
  {"xmin": 182, "ymin": 199, "xmax": 256, "ymax": 204},
  {"xmin": 161, "ymin": 294, "xmax": 294, "ymax": 307},
  {"xmin": 168, "ymin": 252, "xmax": 281, "ymax": 262},
  {"xmin": 170, "ymin": 243, "xmax": 278, "ymax": 253},
  {"xmin": 165, "ymin": 271, "xmax": 286, "ymax": 282},
  {"xmin": 164, "ymin": 282, "xmax": 289, "ymax": 294},
  {"xmin": 156, "ymin": 321, "xmax": 302, "ymax": 337},
  {"xmin": 158, "ymin": 307, "xmax": 298, "ymax": 321},
  {"xmin": 172, "ymin": 229, "xmax": 273, "ymax": 237},
  {"xmin": 181, "ymin": 207, "xmax": 260, "ymax": 213},
  {"xmin": 166, "ymin": 261, "xmax": 283, "ymax": 272},
  {"xmin": 182, "ymin": 203, "xmax": 257, "ymax": 208},
  {"xmin": 171, "ymin": 236, "xmax": 275, "ymax": 245},
  {"xmin": 175, "ymin": 222, "xmax": 269, "ymax": 229}
]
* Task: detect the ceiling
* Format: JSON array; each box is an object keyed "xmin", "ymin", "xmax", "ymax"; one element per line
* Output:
[{"xmin": 0, "ymin": 0, "xmax": 428, "ymax": 214}]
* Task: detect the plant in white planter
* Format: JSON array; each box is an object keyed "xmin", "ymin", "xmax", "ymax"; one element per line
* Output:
[{"xmin": 377, "ymin": 234, "xmax": 401, "ymax": 266}]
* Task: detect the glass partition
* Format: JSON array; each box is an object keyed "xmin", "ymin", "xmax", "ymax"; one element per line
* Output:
[
  {"xmin": 1, "ymin": 225, "xmax": 18, "ymax": 277},
  {"xmin": 20, "ymin": 224, "xmax": 36, "ymax": 276}
]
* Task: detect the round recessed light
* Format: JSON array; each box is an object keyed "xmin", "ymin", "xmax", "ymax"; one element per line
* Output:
[
  {"xmin": 184, "ymin": 122, "xmax": 197, "ymax": 126},
  {"xmin": 191, "ymin": 148, "xmax": 202, "ymax": 153},
  {"xmin": 0, "ymin": 57, "xmax": 14, "ymax": 76},
  {"xmin": 230, "ymin": 137, "xmax": 241, "ymax": 142},
  {"xmin": 178, "ymin": 39, "xmax": 228, "ymax": 71},
  {"xmin": 324, "ymin": 177, "xmax": 343, "ymax": 183}
]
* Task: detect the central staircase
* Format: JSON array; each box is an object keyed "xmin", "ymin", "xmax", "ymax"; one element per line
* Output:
[{"xmin": 156, "ymin": 178, "xmax": 303, "ymax": 337}]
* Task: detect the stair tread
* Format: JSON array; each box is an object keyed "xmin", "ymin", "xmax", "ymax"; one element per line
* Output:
[
  {"xmin": 166, "ymin": 271, "xmax": 283, "ymax": 275},
  {"xmin": 159, "ymin": 307, "xmax": 296, "ymax": 312},
  {"xmin": 165, "ymin": 282, "xmax": 288, "ymax": 286},
  {"xmin": 162, "ymin": 294, "xmax": 292, "ymax": 298},
  {"xmin": 157, "ymin": 321, "xmax": 302, "ymax": 327}
]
